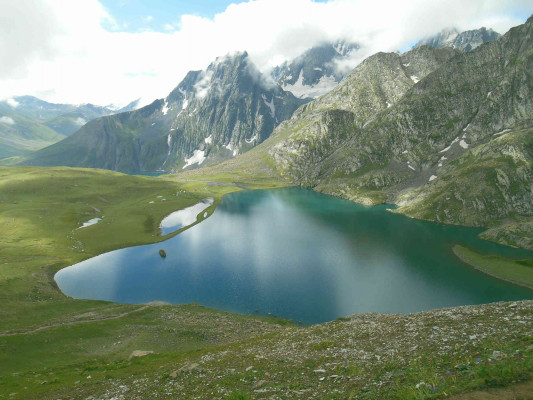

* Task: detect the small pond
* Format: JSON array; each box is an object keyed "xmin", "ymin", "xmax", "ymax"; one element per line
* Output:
[{"xmin": 160, "ymin": 198, "xmax": 214, "ymax": 235}]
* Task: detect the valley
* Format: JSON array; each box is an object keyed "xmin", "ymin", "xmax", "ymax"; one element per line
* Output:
[{"xmin": 1, "ymin": 7, "xmax": 532, "ymax": 400}]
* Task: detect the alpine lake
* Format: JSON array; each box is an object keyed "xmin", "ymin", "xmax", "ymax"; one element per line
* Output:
[{"xmin": 55, "ymin": 187, "xmax": 533, "ymax": 325}]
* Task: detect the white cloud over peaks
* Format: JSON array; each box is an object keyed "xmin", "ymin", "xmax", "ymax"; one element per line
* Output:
[
  {"xmin": 6, "ymin": 98, "xmax": 19, "ymax": 108},
  {"xmin": 0, "ymin": 0, "xmax": 530, "ymax": 106},
  {"xmin": 0, "ymin": 116, "xmax": 15, "ymax": 125},
  {"xmin": 193, "ymin": 70, "xmax": 214, "ymax": 100}
]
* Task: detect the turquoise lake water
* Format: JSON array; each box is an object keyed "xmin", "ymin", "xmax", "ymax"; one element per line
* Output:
[{"xmin": 55, "ymin": 187, "xmax": 533, "ymax": 324}]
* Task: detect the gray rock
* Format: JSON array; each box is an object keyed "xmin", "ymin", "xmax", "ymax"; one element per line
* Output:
[
  {"xmin": 170, "ymin": 362, "xmax": 201, "ymax": 378},
  {"xmin": 128, "ymin": 350, "xmax": 154, "ymax": 360}
]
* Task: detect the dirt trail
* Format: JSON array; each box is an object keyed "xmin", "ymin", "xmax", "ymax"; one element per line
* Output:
[{"xmin": 0, "ymin": 304, "xmax": 153, "ymax": 337}]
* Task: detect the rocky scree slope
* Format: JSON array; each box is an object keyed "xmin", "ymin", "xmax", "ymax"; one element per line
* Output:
[
  {"xmin": 45, "ymin": 301, "xmax": 533, "ymax": 400},
  {"xmin": 21, "ymin": 53, "xmax": 307, "ymax": 173}
]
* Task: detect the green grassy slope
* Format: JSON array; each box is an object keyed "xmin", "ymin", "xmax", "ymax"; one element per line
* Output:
[
  {"xmin": 0, "ymin": 166, "xmax": 291, "ymax": 398},
  {"xmin": 0, "ymin": 97, "xmax": 116, "ymax": 160},
  {"xmin": 453, "ymin": 245, "xmax": 533, "ymax": 289},
  {"xmin": 0, "ymin": 115, "xmax": 65, "ymax": 158}
]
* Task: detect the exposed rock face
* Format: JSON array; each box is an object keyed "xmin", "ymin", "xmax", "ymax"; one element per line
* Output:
[
  {"xmin": 271, "ymin": 40, "xmax": 360, "ymax": 99},
  {"xmin": 415, "ymin": 27, "xmax": 501, "ymax": 51},
  {"xmin": 267, "ymin": 45, "xmax": 460, "ymax": 189},
  {"xmin": 22, "ymin": 52, "xmax": 307, "ymax": 172},
  {"xmin": 162, "ymin": 52, "xmax": 308, "ymax": 171}
]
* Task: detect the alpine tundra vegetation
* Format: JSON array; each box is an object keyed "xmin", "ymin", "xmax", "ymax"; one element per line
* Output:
[{"xmin": 1, "ymin": 3, "xmax": 533, "ymax": 400}]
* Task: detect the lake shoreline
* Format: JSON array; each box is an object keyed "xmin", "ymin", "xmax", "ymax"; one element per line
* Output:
[
  {"xmin": 55, "ymin": 187, "xmax": 533, "ymax": 324},
  {"xmin": 453, "ymin": 245, "xmax": 533, "ymax": 290}
]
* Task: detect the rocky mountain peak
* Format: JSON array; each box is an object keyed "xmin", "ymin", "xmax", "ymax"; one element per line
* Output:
[
  {"xmin": 415, "ymin": 26, "xmax": 501, "ymax": 51},
  {"xmin": 272, "ymin": 40, "xmax": 360, "ymax": 99}
]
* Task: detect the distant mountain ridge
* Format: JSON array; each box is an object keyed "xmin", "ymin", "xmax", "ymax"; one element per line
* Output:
[
  {"xmin": 21, "ymin": 52, "xmax": 308, "ymax": 172},
  {"xmin": 415, "ymin": 26, "xmax": 501, "ymax": 51},
  {"xmin": 0, "ymin": 96, "xmax": 124, "ymax": 159}
]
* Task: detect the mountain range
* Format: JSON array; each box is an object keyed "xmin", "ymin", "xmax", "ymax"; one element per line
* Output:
[
  {"xmin": 18, "ymin": 27, "xmax": 493, "ymax": 171},
  {"xmin": 188, "ymin": 17, "xmax": 533, "ymax": 249},
  {"xmin": 0, "ymin": 96, "xmax": 136, "ymax": 160}
]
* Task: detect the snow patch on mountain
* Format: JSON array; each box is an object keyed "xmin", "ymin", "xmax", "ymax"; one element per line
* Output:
[
  {"xmin": 440, "ymin": 137, "xmax": 460, "ymax": 153},
  {"xmin": 161, "ymin": 101, "xmax": 169, "ymax": 115},
  {"xmin": 182, "ymin": 149, "xmax": 206, "ymax": 169},
  {"xmin": 225, "ymin": 142, "xmax": 239, "ymax": 157},
  {"xmin": 245, "ymin": 133, "xmax": 260, "ymax": 144},
  {"xmin": 262, "ymin": 94, "xmax": 276, "ymax": 119},
  {"xmin": 282, "ymin": 73, "xmax": 337, "ymax": 99}
]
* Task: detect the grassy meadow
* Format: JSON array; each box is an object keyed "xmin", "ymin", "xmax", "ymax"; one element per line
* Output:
[{"xmin": 0, "ymin": 165, "xmax": 531, "ymax": 399}]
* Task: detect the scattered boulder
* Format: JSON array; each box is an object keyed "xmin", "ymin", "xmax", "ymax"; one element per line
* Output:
[
  {"xmin": 252, "ymin": 379, "xmax": 267, "ymax": 390},
  {"xmin": 170, "ymin": 363, "xmax": 201, "ymax": 378},
  {"xmin": 129, "ymin": 350, "xmax": 154, "ymax": 360},
  {"xmin": 159, "ymin": 249, "xmax": 166, "ymax": 258}
]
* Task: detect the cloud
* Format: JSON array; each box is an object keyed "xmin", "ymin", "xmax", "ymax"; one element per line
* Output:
[
  {"xmin": 193, "ymin": 70, "xmax": 213, "ymax": 100},
  {"xmin": 5, "ymin": 98, "xmax": 19, "ymax": 108},
  {"xmin": 0, "ymin": 0, "xmax": 530, "ymax": 106},
  {"xmin": 244, "ymin": 57, "xmax": 277, "ymax": 90},
  {"xmin": 143, "ymin": 15, "xmax": 153, "ymax": 24},
  {"xmin": 0, "ymin": 116, "xmax": 15, "ymax": 125}
]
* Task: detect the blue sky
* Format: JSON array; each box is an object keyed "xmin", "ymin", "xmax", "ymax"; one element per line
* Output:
[
  {"xmin": 100, "ymin": 0, "xmax": 330, "ymax": 32},
  {"xmin": 100, "ymin": 0, "xmax": 246, "ymax": 32}
]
